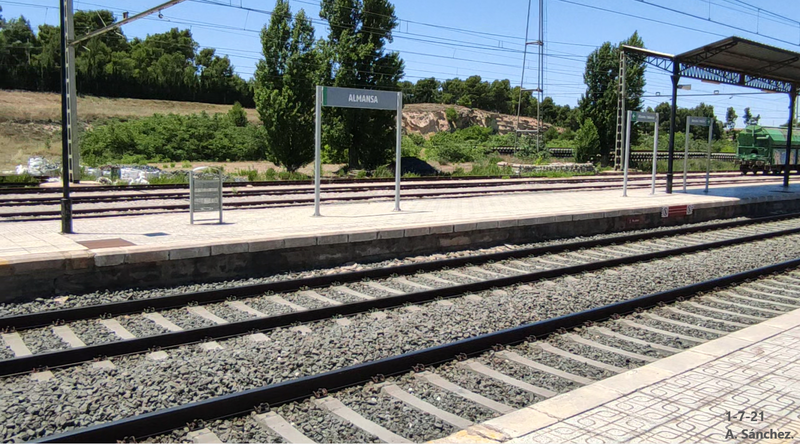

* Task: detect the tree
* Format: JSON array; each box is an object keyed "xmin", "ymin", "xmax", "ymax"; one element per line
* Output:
[
  {"xmin": 441, "ymin": 78, "xmax": 465, "ymax": 105},
  {"xmin": 488, "ymin": 79, "xmax": 511, "ymax": 114},
  {"xmin": 1, "ymin": 15, "xmax": 39, "ymax": 90},
  {"xmin": 228, "ymin": 102, "xmax": 248, "ymax": 127},
  {"xmin": 743, "ymin": 107, "xmax": 752, "ymax": 126},
  {"xmin": 742, "ymin": 107, "xmax": 760, "ymax": 126},
  {"xmin": 579, "ymin": 32, "xmax": 646, "ymax": 164},
  {"xmin": 414, "ymin": 77, "xmax": 440, "ymax": 103},
  {"xmin": 319, "ymin": 0, "xmax": 404, "ymax": 169},
  {"xmin": 574, "ymin": 118, "xmax": 601, "ymax": 163},
  {"xmin": 725, "ymin": 107, "xmax": 737, "ymax": 131},
  {"xmin": 254, "ymin": 0, "xmax": 320, "ymax": 171},
  {"xmin": 0, "ymin": 9, "xmax": 254, "ymax": 106}
]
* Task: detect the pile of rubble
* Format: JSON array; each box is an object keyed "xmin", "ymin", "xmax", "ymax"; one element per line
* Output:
[{"xmin": 14, "ymin": 157, "xmax": 60, "ymax": 177}]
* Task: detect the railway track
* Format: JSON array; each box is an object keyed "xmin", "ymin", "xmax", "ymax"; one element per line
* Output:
[
  {"xmin": 0, "ymin": 171, "xmax": 747, "ymax": 203},
  {"xmin": 0, "ymin": 173, "xmax": 781, "ymax": 221},
  {"xmin": 140, "ymin": 263, "xmax": 800, "ymax": 444},
  {"xmin": 4, "ymin": 213, "xmax": 800, "ymax": 441}
]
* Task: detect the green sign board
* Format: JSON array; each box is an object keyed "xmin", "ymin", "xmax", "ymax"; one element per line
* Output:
[
  {"xmin": 630, "ymin": 111, "xmax": 658, "ymax": 123},
  {"xmin": 688, "ymin": 116, "xmax": 712, "ymax": 126},
  {"xmin": 322, "ymin": 86, "xmax": 399, "ymax": 111}
]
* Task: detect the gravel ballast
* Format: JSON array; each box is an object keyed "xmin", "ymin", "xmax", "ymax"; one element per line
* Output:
[
  {"xmin": 394, "ymin": 374, "xmax": 496, "ymax": 425},
  {"xmin": 1, "ymin": 215, "xmax": 789, "ymax": 320},
  {"xmin": 4, "ymin": 230, "xmax": 800, "ymax": 441},
  {"xmin": 337, "ymin": 384, "xmax": 458, "ymax": 442}
]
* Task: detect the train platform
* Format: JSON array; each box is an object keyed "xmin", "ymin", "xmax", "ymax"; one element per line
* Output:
[
  {"xmin": 432, "ymin": 306, "xmax": 800, "ymax": 444},
  {"xmin": 2, "ymin": 181, "xmax": 800, "ymax": 300}
]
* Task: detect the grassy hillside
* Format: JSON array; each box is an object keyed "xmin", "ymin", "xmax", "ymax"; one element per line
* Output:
[
  {"xmin": 0, "ymin": 89, "xmax": 544, "ymax": 171},
  {"xmin": 0, "ymin": 90, "xmax": 259, "ymax": 170}
]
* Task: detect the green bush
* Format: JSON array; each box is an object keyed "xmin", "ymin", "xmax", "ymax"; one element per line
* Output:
[
  {"xmin": 517, "ymin": 136, "xmax": 550, "ymax": 164},
  {"xmin": 148, "ymin": 175, "xmax": 190, "ymax": 185},
  {"xmin": 428, "ymin": 142, "xmax": 482, "ymax": 163},
  {"xmin": 228, "ymin": 102, "xmax": 248, "ymax": 127},
  {"xmin": 445, "ymin": 107, "xmax": 458, "ymax": 128},
  {"xmin": 633, "ymin": 132, "xmax": 736, "ymax": 154},
  {"xmin": 521, "ymin": 170, "xmax": 596, "ymax": 178},
  {"xmin": 236, "ymin": 168, "xmax": 259, "ymax": 181},
  {"xmin": 427, "ymin": 129, "xmax": 493, "ymax": 163},
  {"xmin": 374, "ymin": 165, "xmax": 394, "ymax": 178},
  {"xmin": 401, "ymin": 136, "xmax": 423, "ymax": 158},
  {"xmin": 277, "ymin": 171, "xmax": 309, "ymax": 180},
  {"xmin": 467, "ymin": 161, "xmax": 514, "ymax": 176},
  {"xmin": 263, "ymin": 168, "xmax": 278, "ymax": 181},
  {"xmin": 0, "ymin": 174, "xmax": 40, "ymax": 185},
  {"xmin": 639, "ymin": 159, "xmax": 735, "ymax": 173},
  {"xmin": 81, "ymin": 112, "xmax": 264, "ymax": 166},
  {"xmin": 574, "ymin": 119, "xmax": 601, "ymax": 163},
  {"xmin": 407, "ymin": 133, "xmax": 426, "ymax": 146}
]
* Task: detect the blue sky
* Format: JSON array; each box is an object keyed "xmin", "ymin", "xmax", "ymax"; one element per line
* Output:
[{"xmin": 4, "ymin": 0, "xmax": 800, "ymax": 127}]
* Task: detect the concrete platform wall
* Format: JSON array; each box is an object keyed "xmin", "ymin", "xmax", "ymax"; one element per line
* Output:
[{"xmin": 2, "ymin": 197, "xmax": 799, "ymax": 302}]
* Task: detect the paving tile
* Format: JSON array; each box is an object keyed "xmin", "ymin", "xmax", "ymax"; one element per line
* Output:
[{"xmin": 0, "ymin": 182, "xmax": 798, "ymax": 274}]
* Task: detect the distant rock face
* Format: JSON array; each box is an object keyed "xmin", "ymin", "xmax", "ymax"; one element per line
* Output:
[{"xmin": 402, "ymin": 103, "xmax": 550, "ymax": 137}]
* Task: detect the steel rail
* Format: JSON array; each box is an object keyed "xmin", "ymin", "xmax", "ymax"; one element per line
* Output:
[
  {"xmin": 0, "ymin": 177, "xmax": 779, "ymax": 220},
  {"xmin": 36, "ymin": 257, "xmax": 800, "ymax": 443},
  {"xmin": 0, "ymin": 170, "xmax": 751, "ymax": 195},
  {"xmin": 0, "ymin": 172, "xmax": 745, "ymax": 207},
  {"xmin": 5, "ymin": 221, "xmax": 800, "ymax": 378},
  {"xmin": 4, "ymin": 211, "xmax": 797, "ymax": 331}
]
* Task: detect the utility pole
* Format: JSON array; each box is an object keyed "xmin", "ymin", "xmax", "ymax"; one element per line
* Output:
[
  {"xmin": 66, "ymin": 0, "xmax": 79, "ymax": 184},
  {"xmin": 59, "ymin": 0, "xmax": 73, "ymax": 233},
  {"xmin": 515, "ymin": 0, "xmax": 544, "ymax": 152},
  {"xmin": 514, "ymin": 0, "xmax": 533, "ymax": 149},
  {"xmin": 614, "ymin": 52, "xmax": 627, "ymax": 171},
  {"xmin": 58, "ymin": 0, "xmax": 188, "ymax": 233},
  {"xmin": 535, "ymin": 0, "xmax": 544, "ymax": 153}
]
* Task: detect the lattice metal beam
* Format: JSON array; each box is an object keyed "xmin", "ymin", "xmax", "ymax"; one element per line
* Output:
[
  {"xmin": 679, "ymin": 65, "xmax": 793, "ymax": 93},
  {"xmin": 643, "ymin": 57, "xmax": 673, "ymax": 73}
]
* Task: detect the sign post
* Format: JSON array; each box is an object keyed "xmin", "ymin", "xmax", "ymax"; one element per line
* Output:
[
  {"xmin": 683, "ymin": 116, "xmax": 715, "ymax": 193},
  {"xmin": 623, "ymin": 111, "xmax": 659, "ymax": 197},
  {"xmin": 314, "ymin": 86, "xmax": 322, "ymax": 217},
  {"xmin": 314, "ymin": 86, "xmax": 403, "ymax": 216}
]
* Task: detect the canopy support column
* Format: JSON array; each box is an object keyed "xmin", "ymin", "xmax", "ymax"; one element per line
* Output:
[
  {"xmin": 666, "ymin": 62, "xmax": 680, "ymax": 194},
  {"xmin": 784, "ymin": 84, "xmax": 797, "ymax": 188}
]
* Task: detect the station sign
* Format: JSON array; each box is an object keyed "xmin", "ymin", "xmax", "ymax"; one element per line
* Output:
[
  {"xmin": 322, "ymin": 86, "xmax": 399, "ymax": 111},
  {"xmin": 191, "ymin": 180, "xmax": 222, "ymax": 212},
  {"xmin": 190, "ymin": 168, "xmax": 223, "ymax": 224},
  {"xmin": 630, "ymin": 111, "xmax": 658, "ymax": 123},
  {"xmin": 688, "ymin": 116, "xmax": 712, "ymax": 126}
]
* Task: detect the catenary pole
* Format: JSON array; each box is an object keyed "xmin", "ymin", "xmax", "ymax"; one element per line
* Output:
[
  {"xmin": 514, "ymin": 0, "xmax": 533, "ymax": 150},
  {"xmin": 666, "ymin": 60, "xmax": 680, "ymax": 194},
  {"xmin": 58, "ymin": 0, "xmax": 189, "ymax": 232},
  {"xmin": 784, "ymin": 85, "xmax": 797, "ymax": 188},
  {"xmin": 59, "ymin": 0, "xmax": 73, "ymax": 233}
]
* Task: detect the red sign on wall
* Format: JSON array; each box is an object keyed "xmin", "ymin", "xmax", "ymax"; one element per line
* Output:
[{"xmin": 661, "ymin": 205, "xmax": 694, "ymax": 218}]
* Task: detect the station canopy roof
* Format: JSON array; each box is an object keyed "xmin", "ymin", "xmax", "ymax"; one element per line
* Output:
[
  {"xmin": 624, "ymin": 37, "xmax": 800, "ymax": 94},
  {"xmin": 676, "ymin": 37, "xmax": 800, "ymax": 93}
]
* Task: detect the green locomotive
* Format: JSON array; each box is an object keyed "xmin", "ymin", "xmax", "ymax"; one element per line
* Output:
[{"xmin": 737, "ymin": 125, "xmax": 800, "ymax": 174}]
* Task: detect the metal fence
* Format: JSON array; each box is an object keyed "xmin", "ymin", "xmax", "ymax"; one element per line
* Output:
[{"xmin": 489, "ymin": 146, "xmax": 736, "ymax": 162}]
